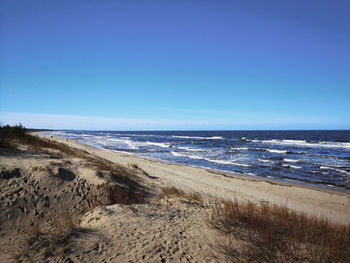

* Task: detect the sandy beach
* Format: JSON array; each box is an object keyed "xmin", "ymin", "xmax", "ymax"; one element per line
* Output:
[
  {"xmin": 43, "ymin": 133, "xmax": 350, "ymax": 222},
  {"xmin": 0, "ymin": 132, "xmax": 349, "ymax": 262}
]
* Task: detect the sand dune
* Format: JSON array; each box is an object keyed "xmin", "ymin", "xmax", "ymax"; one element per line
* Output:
[{"xmin": 0, "ymin": 132, "xmax": 349, "ymax": 262}]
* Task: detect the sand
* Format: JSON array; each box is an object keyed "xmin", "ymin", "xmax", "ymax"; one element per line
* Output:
[{"xmin": 0, "ymin": 132, "xmax": 349, "ymax": 262}]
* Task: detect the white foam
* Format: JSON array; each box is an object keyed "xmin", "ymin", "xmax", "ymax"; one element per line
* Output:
[
  {"xmin": 146, "ymin": 141, "xmax": 171, "ymax": 148},
  {"xmin": 262, "ymin": 139, "xmax": 350, "ymax": 149},
  {"xmin": 258, "ymin": 159, "xmax": 270, "ymax": 163},
  {"xmin": 171, "ymin": 151, "xmax": 202, "ymax": 159},
  {"xmin": 244, "ymin": 172, "xmax": 257, "ymax": 176},
  {"xmin": 170, "ymin": 152, "xmax": 250, "ymax": 167},
  {"xmin": 177, "ymin": 146, "xmax": 202, "ymax": 152},
  {"xmin": 171, "ymin": 135, "xmax": 222, "ymax": 140},
  {"xmin": 127, "ymin": 140, "xmax": 149, "ymax": 149},
  {"xmin": 284, "ymin": 158, "xmax": 299, "ymax": 163},
  {"xmin": 320, "ymin": 166, "xmax": 350, "ymax": 175},
  {"xmin": 283, "ymin": 164, "xmax": 302, "ymax": 169},
  {"xmin": 105, "ymin": 138, "xmax": 128, "ymax": 143},
  {"xmin": 233, "ymin": 147, "xmax": 249, "ymax": 150},
  {"xmin": 266, "ymin": 149, "xmax": 287, "ymax": 154}
]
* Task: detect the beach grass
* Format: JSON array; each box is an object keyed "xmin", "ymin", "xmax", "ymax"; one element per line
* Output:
[
  {"xmin": 158, "ymin": 186, "xmax": 203, "ymax": 204},
  {"xmin": 208, "ymin": 199, "xmax": 350, "ymax": 262}
]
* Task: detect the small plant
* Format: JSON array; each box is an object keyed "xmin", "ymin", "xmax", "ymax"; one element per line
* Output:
[
  {"xmin": 208, "ymin": 199, "xmax": 350, "ymax": 262},
  {"xmin": 158, "ymin": 186, "xmax": 203, "ymax": 204},
  {"xmin": 16, "ymin": 212, "xmax": 82, "ymax": 261}
]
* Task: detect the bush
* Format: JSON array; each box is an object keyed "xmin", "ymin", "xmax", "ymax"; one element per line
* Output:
[
  {"xmin": 209, "ymin": 199, "xmax": 350, "ymax": 262},
  {"xmin": 0, "ymin": 124, "xmax": 26, "ymax": 148}
]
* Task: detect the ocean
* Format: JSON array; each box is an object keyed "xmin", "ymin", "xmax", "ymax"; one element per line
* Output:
[{"xmin": 45, "ymin": 130, "xmax": 350, "ymax": 191}]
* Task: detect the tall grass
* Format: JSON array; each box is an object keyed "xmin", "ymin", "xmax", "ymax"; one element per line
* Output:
[{"xmin": 209, "ymin": 199, "xmax": 350, "ymax": 263}]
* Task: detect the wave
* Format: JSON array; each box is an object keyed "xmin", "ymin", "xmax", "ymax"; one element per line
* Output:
[
  {"xmin": 320, "ymin": 166, "xmax": 350, "ymax": 175},
  {"xmin": 171, "ymin": 151, "xmax": 202, "ymax": 159},
  {"xmin": 284, "ymin": 158, "xmax": 299, "ymax": 163},
  {"xmin": 146, "ymin": 141, "xmax": 171, "ymax": 148},
  {"xmin": 262, "ymin": 139, "xmax": 350, "ymax": 149},
  {"xmin": 171, "ymin": 135, "xmax": 222, "ymax": 140},
  {"xmin": 177, "ymin": 146, "xmax": 203, "ymax": 152},
  {"xmin": 124, "ymin": 140, "xmax": 149, "ymax": 149},
  {"xmin": 258, "ymin": 159, "xmax": 271, "ymax": 163},
  {"xmin": 105, "ymin": 138, "xmax": 129, "ymax": 143},
  {"xmin": 208, "ymin": 159, "xmax": 250, "ymax": 167},
  {"xmin": 233, "ymin": 147, "xmax": 249, "ymax": 150},
  {"xmin": 266, "ymin": 149, "xmax": 288, "ymax": 154},
  {"xmin": 170, "ymin": 152, "xmax": 250, "ymax": 167},
  {"xmin": 244, "ymin": 172, "xmax": 257, "ymax": 176},
  {"xmin": 283, "ymin": 164, "xmax": 302, "ymax": 169}
]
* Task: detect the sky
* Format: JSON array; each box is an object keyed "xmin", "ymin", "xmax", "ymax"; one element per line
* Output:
[{"xmin": 0, "ymin": 0, "xmax": 349, "ymax": 130}]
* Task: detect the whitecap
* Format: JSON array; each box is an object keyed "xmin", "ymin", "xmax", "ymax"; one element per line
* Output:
[
  {"xmin": 283, "ymin": 164, "xmax": 302, "ymax": 169},
  {"xmin": 233, "ymin": 147, "xmax": 249, "ymax": 150},
  {"xmin": 258, "ymin": 159, "xmax": 271, "ymax": 163},
  {"xmin": 170, "ymin": 152, "xmax": 250, "ymax": 167},
  {"xmin": 262, "ymin": 139, "xmax": 350, "ymax": 149},
  {"xmin": 171, "ymin": 135, "xmax": 222, "ymax": 140},
  {"xmin": 266, "ymin": 149, "xmax": 287, "ymax": 154},
  {"xmin": 177, "ymin": 146, "xmax": 202, "ymax": 152},
  {"xmin": 284, "ymin": 158, "xmax": 299, "ymax": 163},
  {"xmin": 146, "ymin": 141, "xmax": 171, "ymax": 148}
]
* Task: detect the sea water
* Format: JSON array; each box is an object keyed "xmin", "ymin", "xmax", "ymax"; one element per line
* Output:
[{"xmin": 45, "ymin": 130, "xmax": 350, "ymax": 191}]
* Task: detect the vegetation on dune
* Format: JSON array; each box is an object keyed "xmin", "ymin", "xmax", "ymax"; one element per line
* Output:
[
  {"xmin": 0, "ymin": 124, "xmax": 26, "ymax": 148},
  {"xmin": 0, "ymin": 124, "xmax": 147, "ymax": 206},
  {"xmin": 208, "ymin": 199, "xmax": 350, "ymax": 263},
  {"xmin": 158, "ymin": 186, "xmax": 203, "ymax": 204}
]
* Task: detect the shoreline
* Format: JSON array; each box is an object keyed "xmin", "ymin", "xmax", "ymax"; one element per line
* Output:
[
  {"xmin": 36, "ymin": 132, "xmax": 350, "ymax": 223},
  {"xmin": 41, "ymin": 132, "xmax": 350, "ymax": 193}
]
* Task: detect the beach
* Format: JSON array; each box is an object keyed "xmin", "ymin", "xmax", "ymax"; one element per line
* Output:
[
  {"xmin": 0, "ymin": 132, "xmax": 349, "ymax": 262},
  {"xmin": 44, "ymin": 133, "xmax": 350, "ymax": 222}
]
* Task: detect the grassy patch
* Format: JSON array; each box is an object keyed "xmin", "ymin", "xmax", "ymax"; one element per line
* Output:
[
  {"xmin": 14, "ymin": 212, "xmax": 83, "ymax": 262},
  {"xmin": 208, "ymin": 199, "xmax": 350, "ymax": 262},
  {"xmin": 158, "ymin": 186, "xmax": 203, "ymax": 204}
]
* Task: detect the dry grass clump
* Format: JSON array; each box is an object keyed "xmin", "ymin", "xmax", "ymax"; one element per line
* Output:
[
  {"xmin": 14, "ymin": 212, "xmax": 83, "ymax": 262},
  {"xmin": 86, "ymin": 183, "xmax": 146, "ymax": 208},
  {"xmin": 158, "ymin": 186, "xmax": 203, "ymax": 204},
  {"xmin": 208, "ymin": 199, "xmax": 350, "ymax": 263}
]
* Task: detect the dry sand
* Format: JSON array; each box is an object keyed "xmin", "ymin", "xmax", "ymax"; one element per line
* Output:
[{"xmin": 0, "ymin": 132, "xmax": 349, "ymax": 262}]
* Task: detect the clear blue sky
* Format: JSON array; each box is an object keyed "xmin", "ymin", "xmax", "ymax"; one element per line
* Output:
[{"xmin": 0, "ymin": 0, "xmax": 349, "ymax": 130}]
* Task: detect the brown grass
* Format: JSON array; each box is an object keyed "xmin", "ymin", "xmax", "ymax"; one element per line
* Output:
[
  {"xmin": 14, "ymin": 212, "xmax": 83, "ymax": 262},
  {"xmin": 208, "ymin": 199, "xmax": 350, "ymax": 263},
  {"xmin": 158, "ymin": 186, "xmax": 203, "ymax": 204}
]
